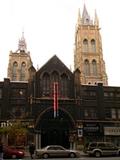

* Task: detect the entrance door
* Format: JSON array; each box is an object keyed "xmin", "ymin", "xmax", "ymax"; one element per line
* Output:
[
  {"xmin": 35, "ymin": 109, "xmax": 75, "ymax": 148},
  {"xmin": 41, "ymin": 128, "xmax": 69, "ymax": 148}
]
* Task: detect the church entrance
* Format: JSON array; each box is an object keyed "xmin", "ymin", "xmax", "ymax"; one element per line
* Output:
[{"xmin": 35, "ymin": 108, "xmax": 75, "ymax": 148}]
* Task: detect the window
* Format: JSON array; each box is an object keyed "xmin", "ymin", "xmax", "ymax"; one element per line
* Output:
[
  {"xmin": 42, "ymin": 73, "xmax": 50, "ymax": 96},
  {"xmin": 104, "ymin": 92, "xmax": 109, "ymax": 97},
  {"xmin": 118, "ymin": 109, "xmax": 120, "ymax": 119},
  {"xmin": 91, "ymin": 39, "xmax": 96, "ymax": 52},
  {"xmin": 83, "ymin": 39, "xmax": 88, "ymax": 52},
  {"xmin": 12, "ymin": 106, "xmax": 25, "ymax": 118},
  {"xmin": 51, "ymin": 71, "xmax": 59, "ymax": 82},
  {"xmin": 104, "ymin": 92, "xmax": 114, "ymax": 97},
  {"xmin": 20, "ymin": 62, "xmax": 26, "ymax": 81},
  {"xmin": 92, "ymin": 60, "xmax": 97, "ymax": 76},
  {"xmin": 84, "ymin": 59, "xmax": 90, "ymax": 76},
  {"xmin": 84, "ymin": 108, "xmax": 97, "ymax": 119},
  {"xmin": 12, "ymin": 61, "xmax": 18, "ymax": 80},
  {"xmin": 116, "ymin": 92, "xmax": 120, "ymax": 97},
  {"xmin": 61, "ymin": 74, "xmax": 68, "ymax": 98},
  {"xmin": 51, "ymin": 71, "xmax": 59, "ymax": 96},
  {"xmin": 111, "ymin": 108, "xmax": 117, "ymax": 119},
  {"xmin": 90, "ymin": 143, "xmax": 97, "ymax": 148},
  {"xmin": 105, "ymin": 108, "xmax": 111, "ymax": 119},
  {"xmin": 98, "ymin": 143, "xmax": 106, "ymax": 148}
]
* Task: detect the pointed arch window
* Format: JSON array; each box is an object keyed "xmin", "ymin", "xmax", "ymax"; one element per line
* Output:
[
  {"xmin": 91, "ymin": 39, "xmax": 96, "ymax": 52},
  {"xmin": 92, "ymin": 60, "xmax": 97, "ymax": 76},
  {"xmin": 51, "ymin": 71, "xmax": 59, "ymax": 96},
  {"xmin": 42, "ymin": 72, "xmax": 50, "ymax": 96},
  {"xmin": 51, "ymin": 71, "xmax": 59, "ymax": 82},
  {"xmin": 84, "ymin": 59, "xmax": 90, "ymax": 76},
  {"xmin": 61, "ymin": 73, "xmax": 68, "ymax": 98},
  {"xmin": 83, "ymin": 39, "xmax": 88, "ymax": 52},
  {"xmin": 12, "ymin": 61, "xmax": 18, "ymax": 81},
  {"xmin": 20, "ymin": 62, "xmax": 26, "ymax": 81}
]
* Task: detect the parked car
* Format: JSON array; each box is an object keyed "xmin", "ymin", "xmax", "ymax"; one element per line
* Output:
[
  {"xmin": 35, "ymin": 145, "xmax": 80, "ymax": 159},
  {"xmin": 84, "ymin": 141, "xmax": 120, "ymax": 157},
  {"xmin": 3, "ymin": 145, "xmax": 25, "ymax": 159}
]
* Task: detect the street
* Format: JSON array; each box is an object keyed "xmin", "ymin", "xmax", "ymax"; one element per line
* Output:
[
  {"xmin": 22, "ymin": 151, "xmax": 120, "ymax": 160},
  {"xmin": 23, "ymin": 157, "xmax": 120, "ymax": 160}
]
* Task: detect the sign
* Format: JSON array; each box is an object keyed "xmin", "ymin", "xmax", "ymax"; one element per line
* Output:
[
  {"xmin": 104, "ymin": 127, "xmax": 120, "ymax": 136},
  {"xmin": 78, "ymin": 128, "xmax": 83, "ymax": 137},
  {"xmin": 83, "ymin": 123, "xmax": 102, "ymax": 136}
]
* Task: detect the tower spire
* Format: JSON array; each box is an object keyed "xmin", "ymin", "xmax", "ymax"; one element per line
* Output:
[
  {"xmin": 82, "ymin": 3, "xmax": 93, "ymax": 25},
  {"xmin": 77, "ymin": 8, "xmax": 81, "ymax": 26},
  {"xmin": 94, "ymin": 9, "xmax": 99, "ymax": 26},
  {"xmin": 17, "ymin": 31, "xmax": 27, "ymax": 52}
]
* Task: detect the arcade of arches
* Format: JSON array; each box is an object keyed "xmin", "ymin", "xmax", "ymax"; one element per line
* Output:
[{"xmin": 34, "ymin": 108, "xmax": 77, "ymax": 149}]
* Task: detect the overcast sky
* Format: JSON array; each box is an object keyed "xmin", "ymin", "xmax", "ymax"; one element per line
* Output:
[{"xmin": 0, "ymin": 0, "xmax": 120, "ymax": 86}]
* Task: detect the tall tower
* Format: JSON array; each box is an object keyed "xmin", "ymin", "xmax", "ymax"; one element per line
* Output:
[
  {"xmin": 74, "ymin": 4, "xmax": 108, "ymax": 85},
  {"xmin": 7, "ymin": 32, "xmax": 33, "ymax": 81}
]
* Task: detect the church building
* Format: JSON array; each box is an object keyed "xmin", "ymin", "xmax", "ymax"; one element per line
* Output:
[{"xmin": 0, "ymin": 4, "xmax": 120, "ymax": 150}]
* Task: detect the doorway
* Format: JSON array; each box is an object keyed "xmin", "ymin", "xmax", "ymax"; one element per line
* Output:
[{"xmin": 35, "ymin": 108, "xmax": 75, "ymax": 148}]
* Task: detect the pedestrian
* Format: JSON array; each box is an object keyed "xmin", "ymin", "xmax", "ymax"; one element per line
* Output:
[
  {"xmin": 0, "ymin": 140, "xmax": 3, "ymax": 160},
  {"xmin": 29, "ymin": 142, "xmax": 35, "ymax": 159}
]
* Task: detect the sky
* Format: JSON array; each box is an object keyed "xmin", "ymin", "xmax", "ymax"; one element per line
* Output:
[{"xmin": 0, "ymin": 0, "xmax": 120, "ymax": 86}]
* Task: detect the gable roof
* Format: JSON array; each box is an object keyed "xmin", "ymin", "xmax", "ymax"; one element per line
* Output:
[{"xmin": 37, "ymin": 55, "xmax": 73, "ymax": 75}]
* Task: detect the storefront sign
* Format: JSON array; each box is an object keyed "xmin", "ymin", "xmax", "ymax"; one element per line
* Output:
[
  {"xmin": 104, "ymin": 127, "xmax": 120, "ymax": 135},
  {"xmin": 83, "ymin": 123, "xmax": 101, "ymax": 136}
]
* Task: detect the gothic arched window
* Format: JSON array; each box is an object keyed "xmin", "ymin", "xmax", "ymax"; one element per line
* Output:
[
  {"xmin": 12, "ymin": 61, "xmax": 18, "ymax": 80},
  {"xmin": 61, "ymin": 73, "xmax": 68, "ymax": 97},
  {"xmin": 84, "ymin": 59, "xmax": 90, "ymax": 76},
  {"xmin": 51, "ymin": 71, "xmax": 59, "ymax": 82},
  {"xmin": 51, "ymin": 71, "xmax": 59, "ymax": 96},
  {"xmin": 83, "ymin": 39, "xmax": 88, "ymax": 52},
  {"xmin": 92, "ymin": 59, "xmax": 97, "ymax": 76},
  {"xmin": 91, "ymin": 39, "xmax": 96, "ymax": 52},
  {"xmin": 42, "ymin": 72, "xmax": 50, "ymax": 96},
  {"xmin": 20, "ymin": 62, "xmax": 26, "ymax": 81}
]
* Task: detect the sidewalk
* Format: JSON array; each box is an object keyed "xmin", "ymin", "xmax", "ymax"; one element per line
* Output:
[{"xmin": 24, "ymin": 149, "xmax": 30, "ymax": 158}]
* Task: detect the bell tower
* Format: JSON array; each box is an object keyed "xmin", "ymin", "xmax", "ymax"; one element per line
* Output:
[
  {"xmin": 7, "ymin": 32, "xmax": 33, "ymax": 81},
  {"xmin": 74, "ymin": 4, "xmax": 108, "ymax": 85}
]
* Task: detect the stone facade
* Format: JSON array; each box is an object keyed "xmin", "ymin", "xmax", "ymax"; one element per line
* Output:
[
  {"xmin": 7, "ymin": 32, "xmax": 34, "ymax": 82},
  {"xmin": 74, "ymin": 5, "xmax": 108, "ymax": 85}
]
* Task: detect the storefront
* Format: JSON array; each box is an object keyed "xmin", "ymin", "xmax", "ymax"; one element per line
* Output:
[
  {"xmin": 104, "ymin": 127, "xmax": 120, "ymax": 146},
  {"xmin": 83, "ymin": 122, "xmax": 104, "ymax": 144}
]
